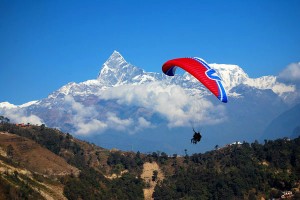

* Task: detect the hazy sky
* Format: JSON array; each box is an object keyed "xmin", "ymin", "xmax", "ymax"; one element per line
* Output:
[{"xmin": 1, "ymin": 0, "xmax": 300, "ymax": 105}]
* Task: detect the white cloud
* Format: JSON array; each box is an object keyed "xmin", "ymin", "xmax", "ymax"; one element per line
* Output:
[
  {"xmin": 131, "ymin": 117, "xmax": 154, "ymax": 133},
  {"xmin": 279, "ymin": 62, "xmax": 300, "ymax": 82},
  {"xmin": 0, "ymin": 83, "xmax": 227, "ymax": 136},
  {"xmin": 76, "ymin": 119, "xmax": 108, "ymax": 135},
  {"xmin": 64, "ymin": 95, "xmax": 97, "ymax": 118},
  {"xmin": 100, "ymin": 82, "xmax": 227, "ymax": 128},
  {"xmin": 64, "ymin": 95, "xmax": 107, "ymax": 135},
  {"xmin": 106, "ymin": 112, "xmax": 133, "ymax": 131},
  {"xmin": 137, "ymin": 117, "xmax": 152, "ymax": 128},
  {"xmin": 0, "ymin": 108, "xmax": 44, "ymax": 125},
  {"xmin": 64, "ymin": 95, "xmax": 138, "ymax": 135}
]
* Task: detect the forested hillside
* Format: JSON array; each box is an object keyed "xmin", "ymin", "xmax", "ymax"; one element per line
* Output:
[
  {"xmin": 153, "ymin": 139, "xmax": 300, "ymax": 199},
  {"xmin": 0, "ymin": 118, "xmax": 299, "ymax": 199}
]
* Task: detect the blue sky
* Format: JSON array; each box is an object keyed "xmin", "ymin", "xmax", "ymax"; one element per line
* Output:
[{"xmin": 1, "ymin": 0, "xmax": 300, "ymax": 105}]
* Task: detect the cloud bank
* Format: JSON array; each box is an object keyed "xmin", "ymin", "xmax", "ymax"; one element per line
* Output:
[
  {"xmin": 1, "ymin": 82, "xmax": 227, "ymax": 136},
  {"xmin": 0, "ymin": 108, "xmax": 44, "ymax": 125},
  {"xmin": 61, "ymin": 82, "xmax": 227, "ymax": 136},
  {"xmin": 279, "ymin": 62, "xmax": 300, "ymax": 82},
  {"xmin": 64, "ymin": 95, "xmax": 107, "ymax": 135},
  {"xmin": 64, "ymin": 95, "xmax": 153, "ymax": 135},
  {"xmin": 277, "ymin": 62, "xmax": 300, "ymax": 103},
  {"xmin": 100, "ymin": 82, "xmax": 227, "ymax": 128}
]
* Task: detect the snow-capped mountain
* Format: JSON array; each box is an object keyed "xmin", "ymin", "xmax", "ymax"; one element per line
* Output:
[
  {"xmin": 1, "ymin": 51, "xmax": 299, "ymax": 153},
  {"xmin": 97, "ymin": 51, "xmax": 162, "ymax": 86},
  {"xmin": 97, "ymin": 51, "xmax": 295, "ymax": 97},
  {"xmin": 210, "ymin": 63, "xmax": 295, "ymax": 96},
  {"xmin": 42, "ymin": 50, "xmax": 294, "ymax": 100}
]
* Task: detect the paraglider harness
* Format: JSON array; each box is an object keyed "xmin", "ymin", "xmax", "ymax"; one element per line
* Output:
[{"xmin": 191, "ymin": 128, "xmax": 202, "ymax": 144}]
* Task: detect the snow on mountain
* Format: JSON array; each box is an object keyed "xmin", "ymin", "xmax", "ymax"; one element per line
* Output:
[
  {"xmin": 245, "ymin": 76, "xmax": 295, "ymax": 95},
  {"xmin": 42, "ymin": 50, "xmax": 295, "ymax": 103},
  {"xmin": 48, "ymin": 51, "xmax": 164, "ymax": 99},
  {"xmin": 210, "ymin": 64, "xmax": 248, "ymax": 91},
  {"xmin": 97, "ymin": 50, "xmax": 162, "ymax": 86},
  {"xmin": 19, "ymin": 100, "xmax": 39, "ymax": 108},
  {"xmin": 1, "ymin": 50, "xmax": 299, "ymax": 153},
  {"xmin": 48, "ymin": 80, "xmax": 104, "ymax": 99},
  {"xmin": 94, "ymin": 50, "xmax": 295, "ymax": 101},
  {"xmin": 2, "ymin": 51, "xmax": 295, "ymax": 109},
  {"xmin": 210, "ymin": 63, "xmax": 295, "ymax": 97}
]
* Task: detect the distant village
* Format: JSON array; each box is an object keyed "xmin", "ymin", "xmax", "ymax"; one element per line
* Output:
[{"xmin": 15, "ymin": 123, "xmax": 34, "ymax": 127}]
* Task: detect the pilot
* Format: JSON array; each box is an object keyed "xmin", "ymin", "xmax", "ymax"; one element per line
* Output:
[{"xmin": 191, "ymin": 128, "xmax": 202, "ymax": 144}]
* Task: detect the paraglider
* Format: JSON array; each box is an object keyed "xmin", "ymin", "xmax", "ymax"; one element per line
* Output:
[
  {"xmin": 162, "ymin": 57, "xmax": 228, "ymax": 144},
  {"xmin": 191, "ymin": 128, "xmax": 202, "ymax": 144},
  {"xmin": 162, "ymin": 57, "xmax": 228, "ymax": 103}
]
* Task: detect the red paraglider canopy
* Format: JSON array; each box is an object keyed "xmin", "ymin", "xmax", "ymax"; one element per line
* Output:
[{"xmin": 162, "ymin": 57, "xmax": 227, "ymax": 103}]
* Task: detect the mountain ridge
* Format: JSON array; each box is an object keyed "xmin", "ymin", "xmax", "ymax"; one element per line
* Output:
[
  {"xmin": 44, "ymin": 50, "xmax": 295, "ymax": 101},
  {"xmin": 0, "ymin": 122, "xmax": 299, "ymax": 199},
  {"xmin": 0, "ymin": 51, "xmax": 299, "ymax": 153},
  {"xmin": 263, "ymin": 103, "xmax": 300, "ymax": 140},
  {"xmin": 0, "ymin": 51, "xmax": 295, "ymax": 108}
]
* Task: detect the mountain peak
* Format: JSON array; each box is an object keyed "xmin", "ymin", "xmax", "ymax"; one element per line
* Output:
[
  {"xmin": 109, "ymin": 50, "xmax": 126, "ymax": 63},
  {"xmin": 97, "ymin": 51, "xmax": 144, "ymax": 86},
  {"xmin": 210, "ymin": 63, "xmax": 249, "ymax": 91},
  {"xmin": 97, "ymin": 51, "xmax": 127, "ymax": 81},
  {"xmin": 112, "ymin": 50, "xmax": 123, "ymax": 57}
]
